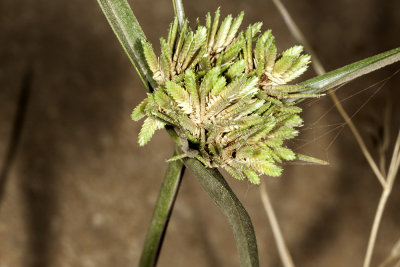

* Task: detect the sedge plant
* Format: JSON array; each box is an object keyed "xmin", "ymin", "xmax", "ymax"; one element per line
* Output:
[{"xmin": 96, "ymin": 0, "xmax": 400, "ymax": 266}]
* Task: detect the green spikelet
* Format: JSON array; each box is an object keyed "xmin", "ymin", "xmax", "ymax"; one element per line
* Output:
[
  {"xmin": 297, "ymin": 154, "xmax": 328, "ymax": 165},
  {"xmin": 278, "ymin": 105, "xmax": 302, "ymax": 114},
  {"xmin": 142, "ymin": 40, "xmax": 159, "ymax": 74},
  {"xmin": 244, "ymin": 169, "xmax": 260, "ymax": 184},
  {"xmin": 236, "ymin": 146, "xmax": 254, "ymax": 159},
  {"xmin": 138, "ymin": 117, "xmax": 165, "ymax": 146},
  {"xmin": 205, "ymin": 12, "xmax": 212, "ymax": 42},
  {"xmin": 282, "ymin": 45, "xmax": 304, "ymax": 57},
  {"xmin": 166, "ymin": 153, "xmax": 187, "ymax": 162},
  {"xmin": 210, "ymin": 76, "xmax": 227, "ymax": 95},
  {"xmin": 199, "ymin": 56, "xmax": 212, "ymax": 71},
  {"xmin": 269, "ymin": 125, "xmax": 299, "ymax": 140},
  {"xmin": 273, "ymin": 54, "xmax": 296, "ymax": 75},
  {"xmin": 177, "ymin": 113, "xmax": 198, "ymax": 135},
  {"xmin": 214, "ymin": 14, "xmax": 233, "ymax": 51},
  {"xmin": 201, "ymin": 66, "xmax": 220, "ymax": 96},
  {"xmin": 165, "ymin": 81, "xmax": 192, "ymax": 114},
  {"xmin": 177, "ymin": 31, "xmax": 194, "ymax": 71},
  {"xmin": 264, "ymin": 34, "xmax": 277, "ymax": 71},
  {"xmin": 264, "ymin": 138, "xmax": 283, "ymax": 148},
  {"xmin": 160, "ymin": 37, "xmax": 173, "ymax": 66},
  {"xmin": 280, "ymin": 114, "xmax": 303, "ymax": 127},
  {"xmin": 184, "ymin": 69, "xmax": 199, "ymax": 107},
  {"xmin": 225, "ymin": 165, "xmax": 246, "ymax": 180},
  {"xmin": 224, "ymin": 11, "xmax": 244, "ymax": 47},
  {"xmin": 167, "ymin": 17, "xmax": 179, "ymax": 49},
  {"xmin": 219, "ymin": 74, "xmax": 247, "ymax": 101},
  {"xmin": 153, "ymin": 88, "xmax": 171, "ymax": 108},
  {"xmin": 131, "ymin": 99, "xmax": 148, "ymax": 121},
  {"xmin": 208, "ymin": 8, "xmax": 221, "ymax": 50},
  {"xmin": 250, "ymin": 22, "xmax": 263, "ymax": 37},
  {"xmin": 244, "ymin": 26, "xmax": 253, "ymax": 71},
  {"xmin": 226, "ymin": 59, "xmax": 245, "ymax": 79},
  {"xmin": 283, "ymin": 54, "xmax": 311, "ymax": 82},
  {"xmin": 249, "ymin": 118, "xmax": 276, "ymax": 143},
  {"xmin": 182, "ymin": 26, "xmax": 207, "ymax": 70},
  {"xmin": 250, "ymin": 159, "xmax": 282, "ymax": 177},
  {"xmin": 188, "ymin": 47, "xmax": 207, "ymax": 69},
  {"xmin": 174, "ymin": 20, "xmax": 188, "ymax": 62},
  {"xmin": 221, "ymin": 34, "xmax": 245, "ymax": 65},
  {"xmin": 242, "ymin": 76, "xmax": 259, "ymax": 97},
  {"xmin": 255, "ymin": 31, "xmax": 270, "ymax": 62},
  {"xmin": 160, "ymin": 54, "xmax": 170, "ymax": 82},
  {"xmin": 274, "ymin": 147, "xmax": 296, "ymax": 160}
]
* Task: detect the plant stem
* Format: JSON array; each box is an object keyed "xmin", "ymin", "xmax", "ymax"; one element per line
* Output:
[
  {"xmin": 272, "ymin": 0, "xmax": 386, "ymax": 187},
  {"xmin": 172, "ymin": 0, "xmax": 185, "ymax": 28},
  {"xmin": 364, "ymin": 131, "xmax": 400, "ymax": 267},
  {"xmin": 328, "ymin": 91, "xmax": 386, "ymax": 187},
  {"xmin": 183, "ymin": 157, "xmax": 259, "ymax": 267},
  {"xmin": 259, "ymin": 182, "xmax": 295, "ymax": 267},
  {"xmin": 272, "ymin": 2, "xmax": 400, "ymax": 267},
  {"xmin": 139, "ymin": 148, "xmax": 185, "ymax": 267},
  {"xmin": 271, "ymin": 0, "xmax": 324, "ymax": 77},
  {"xmin": 378, "ymin": 93, "xmax": 391, "ymax": 177},
  {"xmin": 364, "ymin": 189, "xmax": 391, "ymax": 267}
]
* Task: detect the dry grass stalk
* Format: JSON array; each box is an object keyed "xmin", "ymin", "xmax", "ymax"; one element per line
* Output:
[
  {"xmin": 270, "ymin": 1, "xmax": 400, "ymax": 267},
  {"xmin": 259, "ymin": 182, "xmax": 295, "ymax": 267}
]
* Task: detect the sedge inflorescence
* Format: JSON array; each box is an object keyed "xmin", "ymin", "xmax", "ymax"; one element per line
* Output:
[{"xmin": 131, "ymin": 9, "xmax": 324, "ymax": 184}]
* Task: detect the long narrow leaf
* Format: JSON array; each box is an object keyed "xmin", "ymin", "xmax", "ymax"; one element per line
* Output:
[
  {"xmin": 300, "ymin": 47, "xmax": 400, "ymax": 95},
  {"xmin": 139, "ymin": 148, "xmax": 185, "ymax": 267},
  {"xmin": 183, "ymin": 158, "xmax": 259, "ymax": 267},
  {"xmin": 97, "ymin": 0, "xmax": 158, "ymax": 91}
]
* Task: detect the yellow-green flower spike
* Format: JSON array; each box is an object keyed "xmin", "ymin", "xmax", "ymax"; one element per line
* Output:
[{"xmin": 132, "ymin": 9, "xmax": 325, "ymax": 183}]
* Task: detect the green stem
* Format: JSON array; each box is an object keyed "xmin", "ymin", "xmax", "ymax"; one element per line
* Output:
[
  {"xmin": 139, "ymin": 148, "xmax": 185, "ymax": 267},
  {"xmin": 172, "ymin": 0, "xmax": 185, "ymax": 28},
  {"xmin": 183, "ymin": 158, "xmax": 259, "ymax": 267}
]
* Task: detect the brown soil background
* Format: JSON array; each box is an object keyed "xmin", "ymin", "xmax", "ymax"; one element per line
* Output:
[{"xmin": 1, "ymin": 0, "xmax": 400, "ymax": 266}]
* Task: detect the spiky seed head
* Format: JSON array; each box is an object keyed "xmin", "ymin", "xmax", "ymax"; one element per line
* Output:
[{"xmin": 133, "ymin": 9, "xmax": 325, "ymax": 183}]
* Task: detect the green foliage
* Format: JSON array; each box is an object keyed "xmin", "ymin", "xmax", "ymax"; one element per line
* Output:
[
  {"xmin": 131, "ymin": 99, "xmax": 148, "ymax": 121},
  {"xmin": 132, "ymin": 9, "xmax": 325, "ymax": 183},
  {"xmin": 138, "ymin": 117, "xmax": 165, "ymax": 146}
]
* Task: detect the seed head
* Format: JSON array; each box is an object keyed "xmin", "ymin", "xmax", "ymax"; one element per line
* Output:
[{"xmin": 132, "ymin": 10, "xmax": 326, "ymax": 184}]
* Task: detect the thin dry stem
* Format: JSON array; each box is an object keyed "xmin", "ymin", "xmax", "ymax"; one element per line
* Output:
[
  {"xmin": 328, "ymin": 91, "xmax": 386, "ymax": 187},
  {"xmin": 271, "ymin": 0, "xmax": 386, "ymax": 187},
  {"xmin": 271, "ymin": 0, "xmax": 325, "ymax": 75},
  {"xmin": 378, "ymin": 93, "xmax": 392, "ymax": 176},
  {"xmin": 260, "ymin": 182, "xmax": 295, "ymax": 267},
  {"xmin": 271, "ymin": 2, "xmax": 400, "ymax": 267},
  {"xmin": 364, "ymin": 189, "xmax": 391, "ymax": 267},
  {"xmin": 364, "ymin": 131, "xmax": 400, "ymax": 267}
]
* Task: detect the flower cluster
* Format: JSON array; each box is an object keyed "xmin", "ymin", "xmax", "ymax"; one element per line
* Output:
[{"xmin": 131, "ymin": 9, "xmax": 324, "ymax": 184}]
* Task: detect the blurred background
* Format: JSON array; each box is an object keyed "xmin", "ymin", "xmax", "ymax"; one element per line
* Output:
[{"xmin": 1, "ymin": 0, "xmax": 400, "ymax": 266}]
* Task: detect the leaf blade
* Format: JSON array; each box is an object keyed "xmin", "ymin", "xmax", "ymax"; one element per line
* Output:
[
  {"xmin": 139, "ymin": 148, "xmax": 185, "ymax": 267},
  {"xmin": 183, "ymin": 158, "xmax": 259, "ymax": 267},
  {"xmin": 97, "ymin": 0, "xmax": 158, "ymax": 91},
  {"xmin": 300, "ymin": 47, "xmax": 400, "ymax": 95}
]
